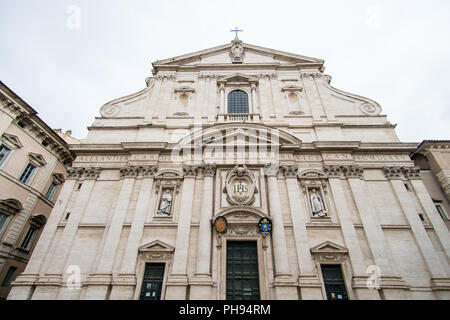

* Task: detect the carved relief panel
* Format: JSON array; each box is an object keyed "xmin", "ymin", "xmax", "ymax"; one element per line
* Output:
[{"xmin": 220, "ymin": 165, "xmax": 261, "ymax": 208}]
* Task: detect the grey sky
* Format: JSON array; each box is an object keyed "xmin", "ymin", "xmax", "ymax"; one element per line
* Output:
[{"xmin": 0, "ymin": 0, "xmax": 449, "ymax": 141}]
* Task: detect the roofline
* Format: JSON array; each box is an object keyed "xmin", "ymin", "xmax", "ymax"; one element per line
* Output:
[
  {"xmin": 151, "ymin": 41, "xmax": 324, "ymax": 74},
  {"xmin": 0, "ymin": 80, "xmax": 75, "ymax": 164}
]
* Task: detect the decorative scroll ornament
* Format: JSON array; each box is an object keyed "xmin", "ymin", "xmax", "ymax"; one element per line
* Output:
[
  {"xmin": 224, "ymin": 165, "xmax": 256, "ymax": 205},
  {"xmin": 214, "ymin": 216, "xmax": 228, "ymax": 234},
  {"xmin": 100, "ymin": 104, "xmax": 120, "ymax": 118},
  {"xmin": 258, "ymin": 217, "xmax": 272, "ymax": 234},
  {"xmin": 359, "ymin": 103, "xmax": 381, "ymax": 116}
]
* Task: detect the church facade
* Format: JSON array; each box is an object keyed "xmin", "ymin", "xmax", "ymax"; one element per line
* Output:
[{"xmin": 8, "ymin": 37, "xmax": 450, "ymax": 300}]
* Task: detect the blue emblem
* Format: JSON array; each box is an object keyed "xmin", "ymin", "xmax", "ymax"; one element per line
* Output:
[{"xmin": 258, "ymin": 217, "xmax": 272, "ymax": 234}]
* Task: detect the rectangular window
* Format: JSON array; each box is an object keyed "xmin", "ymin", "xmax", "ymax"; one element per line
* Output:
[
  {"xmin": 20, "ymin": 227, "xmax": 37, "ymax": 250},
  {"xmin": 0, "ymin": 213, "xmax": 9, "ymax": 232},
  {"xmin": 1, "ymin": 266, "xmax": 17, "ymax": 287},
  {"xmin": 321, "ymin": 264, "xmax": 348, "ymax": 300},
  {"xmin": 139, "ymin": 263, "xmax": 165, "ymax": 300},
  {"xmin": 436, "ymin": 204, "xmax": 447, "ymax": 221},
  {"xmin": 0, "ymin": 144, "xmax": 11, "ymax": 166},
  {"xmin": 45, "ymin": 182, "xmax": 58, "ymax": 200},
  {"xmin": 19, "ymin": 163, "xmax": 36, "ymax": 184}
]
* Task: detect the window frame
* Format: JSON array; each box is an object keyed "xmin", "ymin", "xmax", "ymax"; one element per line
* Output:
[
  {"xmin": 227, "ymin": 89, "xmax": 250, "ymax": 114},
  {"xmin": 19, "ymin": 162, "xmax": 37, "ymax": 185},
  {"xmin": 0, "ymin": 212, "xmax": 10, "ymax": 236},
  {"xmin": 0, "ymin": 143, "xmax": 12, "ymax": 167},
  {"xmin": 1, "ymin": 266, "xmax": 18, "ymax": 287},
  {"xmin": 435, "ymin": 202, "xmax": 448, "ymax": 221},
  {"xmin": 45, "ymin": 182, "xmax": 58, "ymax": 201},
  {"xmin": 20, "ymin": 226, "xmax": 37, "ymax": 250}
]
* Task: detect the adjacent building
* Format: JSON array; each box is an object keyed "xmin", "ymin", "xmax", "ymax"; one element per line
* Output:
[
  {"xmin": 7, "ymin": 37, "xmax": 450, "ymax": 300},
  {"xmin": 0, "ymin": 81, "xmax": 75, "ymax": 299},
  {"xmin": 411, "ymin": 140, "xmax": 450, "ymax": 230}
]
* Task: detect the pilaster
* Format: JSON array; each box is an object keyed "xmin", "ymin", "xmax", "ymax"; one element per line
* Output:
[
  {"xmin": 280, "ymin": 165, "xmax": 322, "ymax": 299},
  {"xmin": 165, "ymin": 165, "xmax": 198, "ymax": 300},
  {"xmin": 323, "ymin": 165, "xmax": 381, "ymax": 300}
]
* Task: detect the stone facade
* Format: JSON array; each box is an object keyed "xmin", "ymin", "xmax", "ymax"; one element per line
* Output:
[
  {"xmin": 7, "ymin": 38, "xmax": 450, "ymax": 300},
  {"xmin": 0, "ymin": 81, "xmax": 75, "ymax": 299}
]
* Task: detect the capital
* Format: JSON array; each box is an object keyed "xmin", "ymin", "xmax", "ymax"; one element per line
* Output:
[
  {"xmin": 383, "ymin": 166, "xmax": 403, "ymax": 180},
  {"xmin": 183, "ymin": 165, "xmax": 199, "ymax": 178},
  {"xmin": 342, "ymin": 165, "xmax": 363, "ymax": 179},
  {"xmin": 202, "ymin": 163, "xmax": 217, "ymax": 177},
  {"xmin": 263, "ymin": 163, "xmax": 280, "ymax": 177},
  {"xmin": 401, "ymin": 166, "xmax": 421, "ymax": 180},
  {"xmin": 323, "ymin": 165, "xmax": 343, "ymax": 178},
  {"xmin": 280, "ymin": 165, "xmax": 298, "ymax": 178}
]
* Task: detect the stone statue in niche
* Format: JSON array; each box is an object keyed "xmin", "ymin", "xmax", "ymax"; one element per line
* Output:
[
  {"xmin": 310, "ymin": 188, "xmax": 327, "ymax": 217},
  {"xmin": 157, "ymin": 189, "xmax": 173, "ymax": 216}
]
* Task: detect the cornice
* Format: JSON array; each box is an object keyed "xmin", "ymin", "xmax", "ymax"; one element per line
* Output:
[{"xmin": 0, "ymin": 82, "xmax": 74, "ymax": 166}]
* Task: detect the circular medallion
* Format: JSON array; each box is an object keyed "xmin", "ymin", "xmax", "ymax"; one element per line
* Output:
[
  {"xmin": 214, "ymin": 216, "xmax": 227, "ymax": 234},
  {"xmin": 258, "ymin": 217, "xmax": 272, "ymax": 234},
  {"xmin": 225, "ymin": 165, "xmax": 256, "ymax": 206}
]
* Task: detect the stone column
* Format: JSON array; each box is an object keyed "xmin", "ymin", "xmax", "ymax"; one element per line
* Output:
[
  {"xmin": 165, "ymin": 165, "xmax": 198, "ymax": 300},
  {"xmin": 388, "ymin": 167, "xmax": 450, "ymax": 298},
  {"xmin": 300, "ymin": 73, "xmax": 323, "ymax": 121},
  {"xmin": 145, "ymin": 75, "xmax": 163, "ymax": 122},
  {"xmin": 324, "ymin": 166, "xmax": 381, "ymax": 300},
  {"xmin": 344, "ymin": 165, "xmax": 407, "ymax": 299},
  {"xmin": 250, "ymin": 82, "xmax": 260, "ymax": 121},
  {"xmin": 83, "ymin": 166, "xmax": 138, "ymax": 300},
  {"xmin": 190, "ymin": 164, "xmax": 216, "ymax": 299},
  {"xmin": 31, "ymin": 168, "xmax": 100, "ymax": 300},
  {"xmin": 218, "ymin": 82, "xmax": 225, "ymax": 121},
  {"xmin": 269, "ymin": 74, "xmax": 284, "ymax": 121},
  {"xmin": 109, "ymin": 166, "xmax": 157, "ymax": 300},
  {"xmin": 7, "ymin": 169, "xmax": 79, "ymax": 300},
  {"xmin": 264, "ymin": 163, "xmax": 297, "ymax": 299},
  {"xmin": 281, "ymin": 166, "xmax": 322, "ymax": 299}
]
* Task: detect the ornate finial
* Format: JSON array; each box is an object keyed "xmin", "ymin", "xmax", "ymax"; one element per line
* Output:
[{"xmin": 230, "ymin": 27, "xmax": 243, "ymax": 41}]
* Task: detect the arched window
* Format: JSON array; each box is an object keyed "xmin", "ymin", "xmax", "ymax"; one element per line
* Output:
[{"xmin": 227, "ymin": 90, "xmax": 249, "ymax": 114}]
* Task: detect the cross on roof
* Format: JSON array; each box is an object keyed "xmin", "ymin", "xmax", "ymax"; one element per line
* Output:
[{"xmin": 230, "ymin": 27, "xmax": 243, "ymax": 40}]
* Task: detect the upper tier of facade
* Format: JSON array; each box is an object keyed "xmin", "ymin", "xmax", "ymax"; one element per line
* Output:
[{"xmin": 85, "ymin": 39, "xmax": 399, "ymax": 146}]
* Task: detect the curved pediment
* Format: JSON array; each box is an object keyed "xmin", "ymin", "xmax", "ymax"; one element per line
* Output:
[
  {"xmin": 218, "ymin": 73, "xmax": 259, "ymax": 85},
  {"xmin": 212, "ymin": 206, "xmax": 269, "ymax": 223},
  {"xmin": 298, "ymin": 169, "xmax": 328, "ymax": 179},
  {"xmin": 177, "ymin": 123, "xmax": 302, "ymax": 150}
]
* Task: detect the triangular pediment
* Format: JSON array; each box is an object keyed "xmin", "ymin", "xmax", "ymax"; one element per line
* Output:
[
  {"xmin": 139, "ymin": 240, "xmax": 174, "ymax": 253},
  {"xmin": 219, "ymin": 73, "xmax": 259, "ymax": 84},
  {"xmin": 28, "ymin": 152, "xmax": 46, "ymax": 167},
  {"xmin": 310, "ymin": 241, "xmax": 348, "ymax": 254},
  {"xmin": 1, "ymin": 133, "xmax": 23, "ymax": 149},
  {"xmin": 152, "ymin": 41, "xmax": 324, "ymax": 71}
]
